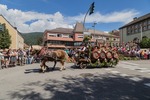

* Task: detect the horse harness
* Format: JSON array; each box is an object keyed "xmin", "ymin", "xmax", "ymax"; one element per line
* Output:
[{"xmin": 40, "ymin": 49, "xmax": 62, "ymax": 61}]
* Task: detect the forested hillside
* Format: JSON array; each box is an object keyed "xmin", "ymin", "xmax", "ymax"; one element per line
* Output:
[{"xmin": 21, "ymin": 32, "xmax": 43, "ymax": 45}]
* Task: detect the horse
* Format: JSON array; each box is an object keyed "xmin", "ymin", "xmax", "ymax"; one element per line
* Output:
[{"xmin": 36, "ymin": 47, "xmax": 69, "ymax": 72}]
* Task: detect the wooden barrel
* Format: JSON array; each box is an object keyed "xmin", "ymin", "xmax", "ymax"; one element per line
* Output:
[
  {"xmin": 99, "ymin": 51, "xmax": 106, "ymax": 59},
  {"xmin": 113, "ymin": 52, "xmax": 119, "ymax": 59},
  {"xmin": 92, "ymin": 50, "xmax": 99, "ymax": 59},
  {"xmin": 106, "ymin": 51, "xmax": 112, "ymax": 59}
]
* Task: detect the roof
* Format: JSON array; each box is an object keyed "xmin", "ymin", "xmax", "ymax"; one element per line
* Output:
[
  {"xmin": 111, "ymin": 30, "xmax": 120, "ymax": 36},
  {"xmin": 119, "ymin": 13, "xmax": 150, "ymax": 29},
  {"xmin": 44, "ymin": 22, "xmax": 119, "ymax": 37},
  {"xmin": 0, "ymin": 14, "xmax": 23, "ymax": 38},
  {"xmin": 88, "ymin": 29, "xmax": 118, "ymax": 37},
  {"xmin": 73, "ymin": 22, "xmax": 84, "ymax": 33},
  {"xmin": 46, "ymin": 28, "xmax": 73, "ymax": 34}
]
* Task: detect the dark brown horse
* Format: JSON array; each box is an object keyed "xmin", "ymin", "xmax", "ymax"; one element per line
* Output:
[{"xmin": 36, "ymin": 47, "xmax": 69, "ymax": 72}]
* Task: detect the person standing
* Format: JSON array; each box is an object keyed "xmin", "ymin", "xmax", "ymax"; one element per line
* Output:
[
  {"xmin": 10, "ymin": 49, "xmax": 17, "ymax": 66},
  {"xmin": 5, "ymin": 49, "xmax": 11, "ymax": 67},
  {"xmin": 18, "ymin": 48, "xmax": 24, "ymax": 66},
  {"xmin": 0, "ymin": 51, "xmax": 4, "ymax": 69}
]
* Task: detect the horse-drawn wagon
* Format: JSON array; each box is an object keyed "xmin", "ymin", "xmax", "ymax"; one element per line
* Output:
[{"xmin": 74, "ymin": 33, "xmax": 119, "ymax": 69}]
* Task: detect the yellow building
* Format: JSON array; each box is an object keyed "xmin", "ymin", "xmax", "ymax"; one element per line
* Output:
[{"xmin": 0, "ymin": 14, "xmax": 24, "ymax": 49}]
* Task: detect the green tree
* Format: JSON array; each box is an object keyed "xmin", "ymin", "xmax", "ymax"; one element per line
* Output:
[
  {"xmin": 0, "ymin": 23, "xmax": 11, "ymax": 49},
  {"xmin": 37, "ymin": 37, "xmax": 43, "ymax": 45},
  {"xmin": 140, "ymin": 38, "xmax": 150, "ymax": 48}
]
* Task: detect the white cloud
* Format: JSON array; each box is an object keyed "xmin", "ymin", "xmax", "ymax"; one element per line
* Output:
[
  {"xmin": 0, "ymin": 4, "xmax": 73, "ymax": 33},
  {"xmin": 67, "ymin": 10, "xmax": 139, "ymax": 24},
  {"xmin": 0, "ymin": 4, "xmax": 139, "ymax": 33}
]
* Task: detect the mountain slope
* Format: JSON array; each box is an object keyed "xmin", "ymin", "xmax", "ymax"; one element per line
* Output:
[{"xmin": 21, "ymin": 32, "xmax": 43, "ymax": 45}]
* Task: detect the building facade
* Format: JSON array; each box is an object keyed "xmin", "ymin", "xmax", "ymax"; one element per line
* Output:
[
  {"xmin": 43, "ymin": 22, "xmax": 120, "ymax": 49},
  {"xmin": 119, "ymin": 13, "xmax": 150, "ymax": 44},
  {"xmin": 0, "ymin": 14, "xmax": 24, "ymax": 49}
]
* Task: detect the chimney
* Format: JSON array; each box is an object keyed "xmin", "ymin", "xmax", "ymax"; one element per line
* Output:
[
  {"xmin": 133, "ymin": 17, "xmax": 138, "ymax": 21},
  {"xmin": 14, "ymin": 27, "xmax": 17, "ymax": 30}
]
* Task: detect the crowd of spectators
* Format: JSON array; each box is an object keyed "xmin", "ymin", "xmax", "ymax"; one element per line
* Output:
[
  {"xmin": 115, "ymin": 41, "xmax": 150, "ymax": 59},
  {"xmin": 1, "ymin": 41, "xmax": 150, "ymax": 69},
  {"xmin": 0, "ymin": 48, "xmax": 40, "ymax": 69},
  {"xmin": 65, "ymin": 41, "xmax": 150, "ymax": 60}
]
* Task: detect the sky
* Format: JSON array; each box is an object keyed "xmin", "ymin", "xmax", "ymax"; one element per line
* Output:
[{"xmin": 0, "ymin": 0, "xmax": 150, "ymax": 33}]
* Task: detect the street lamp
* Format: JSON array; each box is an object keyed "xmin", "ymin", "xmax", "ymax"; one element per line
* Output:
[{"xmin": 83, "ymin": 2, "xmax": 95, "ymax": 32}]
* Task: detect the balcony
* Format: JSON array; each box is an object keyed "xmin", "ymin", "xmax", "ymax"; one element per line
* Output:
[
  {"xmin": 47, "ymin": 37, "xmax": 73, "ymax": 41},
  {"xmin": 47, "ymin": 44, "xmax": 66, "ymax": 48}
]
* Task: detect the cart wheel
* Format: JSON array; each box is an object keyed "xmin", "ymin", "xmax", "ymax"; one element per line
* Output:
[
  {"xmin": 74, "ymin": 62, "xmax": 78, "ymax": 66},
  {"xmin": 80, "ymin": 63, "xmax": 87, "ymax": 69}
]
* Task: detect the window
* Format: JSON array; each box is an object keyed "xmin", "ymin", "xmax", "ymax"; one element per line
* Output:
[
  {"xmin": 148, "ymin": 25, "xmax": 150, "ymax": 30},
  {"xmin": 62, "ymin": 34, "xmax": 69, "ymax": 38},
  {"xmin": 135, "ymin": 24, "xmax": 138, "ymax": 28},
  {"xmin": 143, "ymin": 21, "xmax": 147, "ymax": 26},
  {"xmin": 74, "ymin": 42, "xmax": 82, "ymax": 46},
  {"xmin": 57, "ymin": 34, "xmax": 62, "ymax": 37},
  {"xmin": 48, "ymin": 33, "xmax": 57, "ymax": 37},
  {"xmin": 143, "ymin": 26, "xmax": 147, "ymax": 31},
  {"xmin": 78, "ymin": 34, "xmax": 83, "ymax": 38},
  {"xmin": 127, "ymin": 27, "xmax": 131, "ymax": 35},
  {"xmin": 138, "ymin": 28, "xmax": 141, "ymax": 32},
  {"xmin": 48, "ymin": 40, "xmax": 63, "ymax": 45},
  {"xmin": 148, "ymin": 20, "xmax": 150, "ymax": 25},
  {"xmin": 131, "ymin": 30, "xmax": 133, "ymax": 34},
  {"xmin": 65, "ymin": 42, "xmax": 74, "ymax": 46},
  {"xmin": 127, "ymin": 27, "xmax": 130, "ymax": 31},
  {"xmin": 0, "ymin": 24, "xmax": 4, "ymax": 31},
  {"xmin": 106, "ymin": 38, "xmax": 109, "ymax": 40},
  {"xmin": 134, "ymin": 29, "xmax": 138, "ymax": 33},
  {"xmin": 70, "ymin": 35, "xmax": 73, "ymax": 38}
]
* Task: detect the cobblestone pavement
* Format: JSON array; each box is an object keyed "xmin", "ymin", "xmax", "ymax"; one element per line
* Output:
[{"xmin": 0, "ymin": 60, "xmax": 150, "ymax": 100}]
